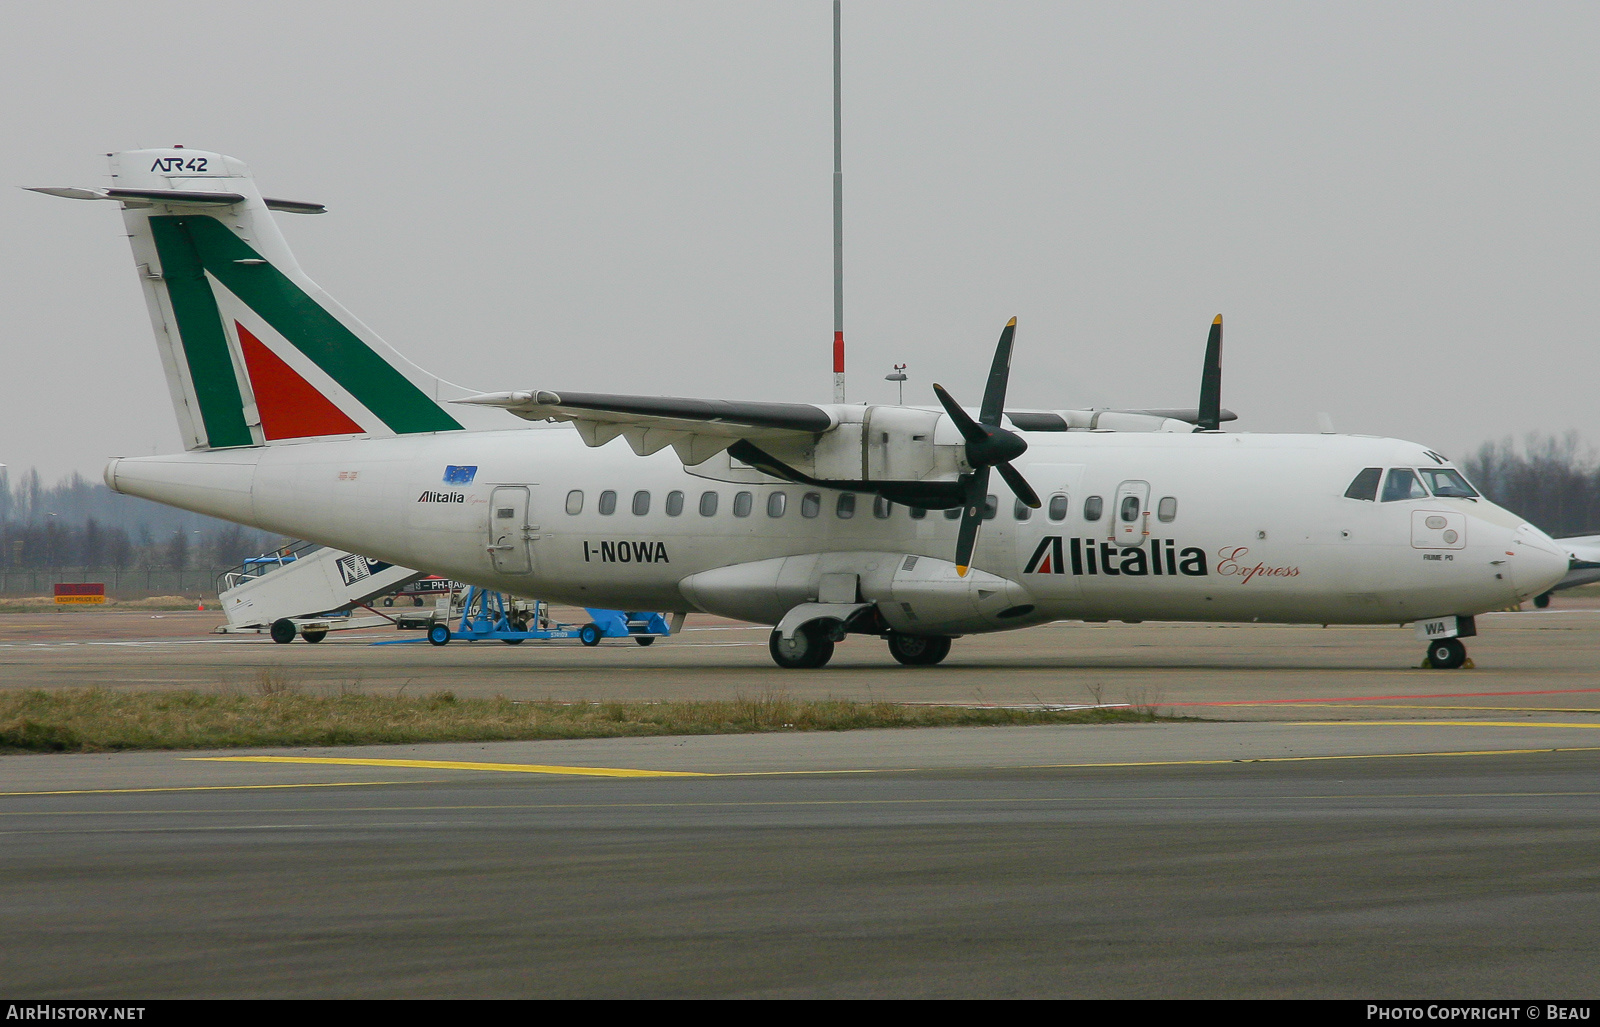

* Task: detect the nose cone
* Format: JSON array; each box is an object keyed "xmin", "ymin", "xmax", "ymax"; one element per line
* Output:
[{"xmin": 1512, "ymin": 524, "xmax": 1571, "ymax": 598}]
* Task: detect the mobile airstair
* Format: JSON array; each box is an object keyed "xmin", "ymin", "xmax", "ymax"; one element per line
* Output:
[{"xmin": 215, "ymin": 541, "xmax": 424, "ymax": 642}]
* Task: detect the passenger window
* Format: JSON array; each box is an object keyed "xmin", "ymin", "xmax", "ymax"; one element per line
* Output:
[
  {"xmin": 836, "ymin": 493, "xmax": 856, "ymax": 519},
  {"xmin": 1381, "ymin": 468, "xmax": 1429, "ymax": 502},
  {"xmin": 768, "ymin": 492, "xmax": 787, "ymax": 517},
  {"xmin": 565, "ymin": 490, "xmax": 583, "ymax": 515},
  {"xmin": 1084, "ymin": 496, "xmax": 1103, "ymax": 521},
  {"xmin": 1047, "ymin": 494, "xmax": 1068, "ymax": 521},
  {"xmin": 1416, "ymin": 467, "xmax": 1480, "ymax": 498},
  {"xmin": 699, "ymin": 491, "xmax": 719, "ymax": 516},
  {"xmin": 1344, "ymin": 467, "xmax": 1382, "ymax": 501},
  {"xmin": 874, "ymin": 496, "xmax": 894, "ymax": 519},
  {"xmin": 665, "ymin": 491, "xmax": 684, "ymax": 516},
  {"xmin": 1014, "ymin": 498, "xmax": 1031, "ymax": 521},
  {"xmin": 944, "ymin": 507, "xmax": 962, "ymax": 520},
  {"xmin": 983, "ymin": 495, "xmax": 997, "ymax": 520},
  {"xmin": 908, "ymin": 506, "xmax": 927, "ymax": 520},
  {"xmin": 1157, "ymin": 497, "xmax": 1177, "ymax": 522},
  {"xmin": 1120, "ymin": 496, "xmax": 1140, "ymax": 522},
  {"xmin": 598, "ymin": 490, "xmax": 617, "ymax": 516},
  {"xmin": 801, "ymin": 492, "xmax": 821, "ymax": 518},
  {"xmin": 733, "ymin": 491, "xmax": 753, "ymax": 517},
  {"xmin": 632, "ymin": 490, "xmax": 650, "ymax": 516}
]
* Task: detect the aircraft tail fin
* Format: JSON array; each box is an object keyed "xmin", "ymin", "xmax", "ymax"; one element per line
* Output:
[{"xmin": 33, "ymin": 149, "xmax": 500, "ymax": 449}]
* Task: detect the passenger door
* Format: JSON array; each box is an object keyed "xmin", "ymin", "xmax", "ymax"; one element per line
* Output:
[
  {"xmin": 488, "ymin": 486, "xmax": 535, "ymax": 574},
  {"xmin": 1113, "ymin": 480, "xmax": 1152, "ymax": 548}
]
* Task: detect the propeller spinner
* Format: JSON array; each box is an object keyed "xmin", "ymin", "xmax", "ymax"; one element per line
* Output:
[{"xmin": 932, "ymin": 318, "xmax": 1041, "ymax": 576}]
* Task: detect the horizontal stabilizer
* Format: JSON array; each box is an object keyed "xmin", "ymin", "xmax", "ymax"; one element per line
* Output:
[{"xmin": 26, "ymin": 186, "xmax": 324, "ymax": 213}]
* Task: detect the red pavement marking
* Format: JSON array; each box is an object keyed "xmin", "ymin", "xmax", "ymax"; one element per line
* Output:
[{"xmin": 1166, "ymin": 688, "xmax": 1600, "ymax": 707}]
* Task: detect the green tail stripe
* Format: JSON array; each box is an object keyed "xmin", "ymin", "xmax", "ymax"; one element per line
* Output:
[
  {"xmin": 148, "ymin": 219, "xmax": 255, "ymax": 448},
  {"xmin": 153, "ymin": 215, "xmax": 463, "ymax": 435}
]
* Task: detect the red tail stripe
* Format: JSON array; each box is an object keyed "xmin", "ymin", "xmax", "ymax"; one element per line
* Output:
[{"xmin": 236, "ymin": 322, "xmax": 363, "ymax": 440}]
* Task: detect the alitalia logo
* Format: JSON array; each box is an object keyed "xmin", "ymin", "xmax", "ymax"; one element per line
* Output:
[
  {"xmin": 1025, "ymin": 537, "xmax": 1208, "ymax": 576},
  {"xmin": 417, "ymin": 491, "xmax": 466, "ymax": 503}
]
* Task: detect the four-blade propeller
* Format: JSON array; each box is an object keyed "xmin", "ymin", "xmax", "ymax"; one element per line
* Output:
[{"xmin": 932, "ymin": 317, "xmax": 1041, "ymax": 576}]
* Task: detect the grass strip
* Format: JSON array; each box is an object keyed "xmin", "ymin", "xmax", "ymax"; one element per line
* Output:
[{"xmin": 0, "ymin": 685, "xmax": 1169, "ymax": 754}]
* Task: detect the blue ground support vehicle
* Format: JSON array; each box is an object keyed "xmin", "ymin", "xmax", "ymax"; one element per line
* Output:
[{"xmin": 414, "ymin": 586, "xmax": 672, "ymax": 647}]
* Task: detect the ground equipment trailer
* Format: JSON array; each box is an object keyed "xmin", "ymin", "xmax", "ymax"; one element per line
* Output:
[{"xmin": 409, "ymin": 586, "xmax": 675, "ymax": 647}]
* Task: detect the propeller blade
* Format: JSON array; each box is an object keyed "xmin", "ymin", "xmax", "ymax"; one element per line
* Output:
[
  {"xmin": 978, "ymin": 318, "xmax": 1017, "ymax": 426},
  {"xmin": 994, "ymin": 461, "xmax": 1041, "ymax": 509},
  {"xmin": 1197, "ymin": 314, "xmax": 1223, "ymax": 431},
  {"xmin": 931, "ymin": 383, "xmax": 987, "ymax": 446},
  {"xmin": 954, "ymin": 468, "xmax": 991, "ymax": 576}
]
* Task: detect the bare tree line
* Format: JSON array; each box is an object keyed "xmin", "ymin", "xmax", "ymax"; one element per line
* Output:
[
  {"xmin": 1461, "ymin": 433, "xmax": 1600, "ymax": 538},
  {"xmin": 0, "ymin": 469, "xmax": 286, "ymax": 573}
]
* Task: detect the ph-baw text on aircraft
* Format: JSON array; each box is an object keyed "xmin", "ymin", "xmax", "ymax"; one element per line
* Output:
[{"xmin": 27, "ymin": 149, "xmax": 1571, "ymax": 670}]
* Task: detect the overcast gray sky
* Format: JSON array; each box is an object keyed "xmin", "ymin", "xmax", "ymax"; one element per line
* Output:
[{"xmin": 4, "ymin": 1, "xmax": 1598, "ymax": 483}]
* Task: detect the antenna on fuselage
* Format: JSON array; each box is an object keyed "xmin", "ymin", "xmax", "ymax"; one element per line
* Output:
[{"xmin": 832, "ymin": 0, "xmax": 847, "ymax": 404}]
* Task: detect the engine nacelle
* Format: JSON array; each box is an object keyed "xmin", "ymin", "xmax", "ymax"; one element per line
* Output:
[{"xmin": 678, "ymin": 551, "xmax": 1035, "ymax": 635}]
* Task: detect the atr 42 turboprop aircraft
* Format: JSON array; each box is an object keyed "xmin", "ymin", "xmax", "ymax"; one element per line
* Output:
[{"xmin": 31, "ymin": 149, "xmax": 1570, "ymax": 670}]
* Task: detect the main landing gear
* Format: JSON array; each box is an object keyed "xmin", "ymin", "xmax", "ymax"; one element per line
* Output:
[
  {"xmin": 769, "ymin": 623, "xmax": 835, "ymax": 669},
  {"xmin": 886, "ymin": 631, "xmax": 951, "ymax": 666},
  {"xmin": 1534, "ymin": 592, "xmax": 1553, "ymax": 609},
  {"xmin": 767, "ymin": 624, "xmax": 955, "ymax": 669},
  {"xmin": 1423, "ymin": 637, "xmax": 1469, "ymax": 670}
]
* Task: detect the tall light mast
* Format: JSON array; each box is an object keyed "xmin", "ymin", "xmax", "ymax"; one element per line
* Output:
[{"xmin": 832, "ymin": 0, "xmax": 846, "ymax": 403}]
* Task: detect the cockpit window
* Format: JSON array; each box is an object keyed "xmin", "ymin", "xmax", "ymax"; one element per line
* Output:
[
  {"xmin": 1381, "ymin": 468, "xmax": 1429, "ymax": 502},
  {"xmin": 1416, "ymin": 467, "xmax": 1480, "ymax": 498},
  {"xmin": 1344, "ymin": 467, "xmax": 1381, "ymax": 501}
]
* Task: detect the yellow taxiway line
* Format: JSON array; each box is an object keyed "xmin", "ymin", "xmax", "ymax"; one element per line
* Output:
[
  {"xmin": 188, "ymin": 755, "xmax": 709, "ymax": 777},
  {"xmin": 178, "ymin": 746, "xmax": 1600, "ymax": 779}
]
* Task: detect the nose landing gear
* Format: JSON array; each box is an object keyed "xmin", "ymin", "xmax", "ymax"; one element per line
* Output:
[{"xmin": 1423, "ymin": 637, "xmax": 1470, "ymax": 670}]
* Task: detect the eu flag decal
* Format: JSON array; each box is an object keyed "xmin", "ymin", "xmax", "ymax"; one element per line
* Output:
[{"xmin": 443, "ymin": 465, "xmax": 478, "ymax": 485}]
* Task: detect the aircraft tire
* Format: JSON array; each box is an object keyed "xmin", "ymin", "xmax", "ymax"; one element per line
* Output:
[
  {"xmin": 1534, "ymin": 592, "xmax": 1552, "ymax": 609},
  {"xmin": 301, "ymin": 630, "xmax": 327, "ymax": 644},
  {"xmin": 887, "ymin": 632, "xmax": 952, "ymax": 667},
  {"xmin": 428, "ymin": 624, "xmax": 451, "ymax": 647},
  {"xmin": 768, "ymin": 625, "xmax": 835, "ymax": 669},
  {"xmin": 635, "ymin": 635, "xmax": 656, "ymax": 646},
  {"xmin": 269, "ymin": 619, "xmax": 296, "ymax": 645},
  {"xmin": 579, "ymin": 623, "xmax": 603, "ymax": 647},
  {"xmin": 1426, "ymin": 637, "xmax": 1467, "ymax": 670}
]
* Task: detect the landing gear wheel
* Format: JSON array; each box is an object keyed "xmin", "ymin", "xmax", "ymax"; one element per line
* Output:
[
  {"xmin": 579, "ymin": 623, "xmax": 603, "ymax": 647},
  {"xmin": 269, "ymin": 619, "xmax": 296, "ymax": 645},
  {"xmin": 635, "ymin": 635, "xmax": 656, "ymax": 646},
  {"xmin": 887, "ymin": 632, "xmax": 952, "ymax": 666},
  {"xmin": 300, "ymin": 630, "xmax": 327, "ymax": 644},
  {"xmin": 768, "ymin": 624, "xmax": 836, "ymax": 669},
  {"xmin": 1534, "ymin": 592, "xmax": 1552, "ymax": 609},
  {"xmin": 1426, "ymin": 637, "xmax": 1467, "ymax": 670},
  {"xmin": 427, "ymin": 623, "xmax": 451, "ymax": 647}
]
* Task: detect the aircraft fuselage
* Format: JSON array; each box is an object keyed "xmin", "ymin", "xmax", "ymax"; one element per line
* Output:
[{"xmin": 106, "ymin": 424, "xmax": 1565, "ymax": 631}]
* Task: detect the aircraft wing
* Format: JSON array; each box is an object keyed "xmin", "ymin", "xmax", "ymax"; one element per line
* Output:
[{"xmin": 456, "ymin": 390, "xmax": 838, "ymax": 464}]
